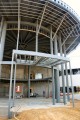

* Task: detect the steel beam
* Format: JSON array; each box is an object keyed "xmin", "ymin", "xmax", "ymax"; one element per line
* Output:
[
  {"xmin": 66, "ymin": 35, "xmax": 80, "ymax": 52},
  {"xmin": 62, "ymin": 25, "xmax": 78, "ymax": 46},
  {"xmin": 37, "ymin": 1, "xmax": 48, "ymax": 33},
  {"xmin": 52, "ymin": 13, "xmax": 67, "ymax": 41},
  {"xmin": 13, "ymin": 50, "xmax": 69, "ymax": 62}
]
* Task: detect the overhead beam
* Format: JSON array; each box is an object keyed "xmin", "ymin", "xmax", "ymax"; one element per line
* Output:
[
  {"xmin": 37, "ymin": 0, "xmax": 48, "ymax": 33},
  {"xmin": 52, "ymin": 13, "xmax": 67, "ymax": 41},
  {"xmin": 66, "ymin": 35, "xmax": 80, "ymax": 52},
  {"xmin": 62, "ymin": 24, "xmax": 78, "ymax": 46}
]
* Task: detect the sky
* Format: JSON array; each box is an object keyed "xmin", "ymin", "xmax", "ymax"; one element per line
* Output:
[{"xmin": 62, "ymin": 0, "xmax": 80, "ymax": 68}]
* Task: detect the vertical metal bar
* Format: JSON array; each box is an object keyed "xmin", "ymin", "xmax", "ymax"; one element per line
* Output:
[
  {"xmin": 28, "ymin": 65, "xmax": 30, "ymax": 98},
  {"xmin": 63, "ymin": 44, "xmax": 70, "ymax": 101},
  {"xmin": 52, "ymin": 66, "xmax": 55, "ymax": 105},
  {"xmin": 65, "ymin": 62, "xmax": 70, "ymax": 101},
  {"xmin": 61, "ymin": 63, "xmax": 66, "ymax": 104},
  {"xmin": 54, "ymin": 35, "xmax": 60, "ymax": 103},
  {"xmin": 0, "ymin": 15, "xmax": 2, "ymax": 75},
  {"xmin": 24, "ymin": 66, "xmax": 26, "ymax": 80},
  {"xmin": 69, "ymin": 62, "xmax": 74, "ymax": 107},
  {"xmin": 8, "ymin": 53, "xmax": 14, "ymax": 119},
  {"xmin": 59, "ymin": 33, "xmax": 66, "ymax": 104},
  {"xmin": 36, "ymin": 20, "xmax": 38, "ymax": 52},
  {"xmin": 13, "ymin": 63, "xmax": 16, "ymax": 107},
  {"xmin": 16, "ymin": 0, "xmax": 20, "ymax": 50},
  {"xmin": 48, "ymin": 79, "xmax": 49, "ymax": 98},
  {"xmin": 0, "ymin": 17, "xmax": 4, "ymax": 42},
  {"xmin": 50, "ymin": 25, "xmax": 53, "ymax": 54}
]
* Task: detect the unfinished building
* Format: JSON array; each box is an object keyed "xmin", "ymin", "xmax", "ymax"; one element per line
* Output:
[{"xmin": 0, "ymin": 0, "xmax": 80, "ymax": 118}]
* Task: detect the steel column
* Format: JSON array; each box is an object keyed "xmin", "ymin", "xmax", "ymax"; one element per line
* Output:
[
  {"xmin": 0, "ymin": 21, "xmax": 7, "ymax": 78},
  {"xmin": 59, "ymin": 33, "xmax": 66, "ymax": 104},
  {"xmin": 28, "ymin": 65, "xmax": 30, "ymax": 98},
  {"xmin": 0, "ymin": 22, "xmax": 7, "ymax": 61},
  {"xmin": 48, "ymin": 79, "xmax": 49, "ymax": 98},
  {"xmin": 36, "ymin": 21, "xmax": 38, "ymax": 52},
  {"xmin": 64, "ymin": 44, "xmax": 70, "ymax": 101},
  {"xmin": 54, "ymin": 35, "xmax": 60, "ymax": 103},
  {"xmin": 0, "ymin": 17, "xmax": 4, "ymax": 41},
  {"xmin": 52, "ymin": 66, "xmax": 55, "ymax": 105},
  {"xmin": 16, "ymin": 0, "xmax": 20, "ymax": 50},
  {"xmin": 69, "ymin": 62, "xmax": 74, "ymax": 107},
  {"xmin": 8, "ymin": 53, "xmax": 14, "ymax": 119},
  {"xmin": 13, "ymin": 64, "xmax": 17, "ymax": 107},
  {"xmin": 50, "ymin": 25, "xmax": 53, "ymax": 54},
  {"xmin": 0, "ymin": 17, "xmax": 4, "ymax": 78}
]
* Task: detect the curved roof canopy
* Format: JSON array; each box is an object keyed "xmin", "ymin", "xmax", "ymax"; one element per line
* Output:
[{"xmin": 0, "ymin": 0, "xmax": 80, "ymax": 60}]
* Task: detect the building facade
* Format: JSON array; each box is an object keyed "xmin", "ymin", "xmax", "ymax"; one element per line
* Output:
[{"xmin": 0, "ymin": 0, "xmax": 80, "ymax": 118}]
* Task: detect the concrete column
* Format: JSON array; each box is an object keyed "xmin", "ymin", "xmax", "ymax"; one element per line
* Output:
[
  {"xmin": 59, "ymin": 34, "xmax": 66, "ymax": 104},
  {"xmin": 28, "ymin": 65, "xmax": 30, "ymax": 98},
  {"xmin": 0, "ymin": 20, "xmax": 7, "ymax": 78},
  {"xmin": 54, "ymin": 35, "xmax": 60, "ymax": 103}
]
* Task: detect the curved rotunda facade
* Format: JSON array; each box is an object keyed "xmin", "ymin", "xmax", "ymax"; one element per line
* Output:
[{"xmin": 0, "ymin": 0, "xmax": 80, "ymax": 117}]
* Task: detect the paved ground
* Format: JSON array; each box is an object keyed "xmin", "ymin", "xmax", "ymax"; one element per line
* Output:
[{"xmin": 0, "ymin": 93, "xmax": 80, "ymax": 118}]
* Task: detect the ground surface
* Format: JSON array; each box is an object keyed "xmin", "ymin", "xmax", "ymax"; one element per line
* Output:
[
  {"xmin": 11, "ymin": 100, "xmax": 80, "ymax": 120},
  {"xmin": 0, "ymin": 94, "xmax": 80, "ymax": 120}
]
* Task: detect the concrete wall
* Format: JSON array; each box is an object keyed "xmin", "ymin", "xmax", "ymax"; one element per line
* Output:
[{"xmin": 1, "ymin": 65, "xmax": 52, "ymax": 80}]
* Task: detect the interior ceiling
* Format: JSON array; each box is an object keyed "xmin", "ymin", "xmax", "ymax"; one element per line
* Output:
[{"xmin": 0, "ymin": 0, "xmax": 80, "ymax": 60}]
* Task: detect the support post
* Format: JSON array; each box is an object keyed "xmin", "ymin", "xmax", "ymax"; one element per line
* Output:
[
  {"xmin": 36, "ymin": 21, "xmax": 38, "ymax": 52},
  {"xmin": 52, "ymin": 66, "xmax": 55, "ymax": 105},
  {"xmin": 58, "ymin": 33, "xmax": 66, "ymax": 104},
  {"xmin": 54, "ymin": 35, "xmax": 60, "ymax": 103},
  {"xmin": 50, "ymin": 25, "xmax": 53, "ymax": 54},
  {"xmin": 69, "ymin": 62, "xmax": 74, "ymax": 107},
  {"xmin": 0, "ymin": 17, "xmax": 4, "ymax": 78},
  {"xmin": 13, "ymin": 64, "xmax": 17, "ymax": 107},
  {"xmin": 8, "ymin": 53, "xmax": 14, "ymax": 119},
  {"xmin": 28, "ymin": 65, "xmax": 30, "ymax": 98},
  {"xmin": 48, "ymin": 79, "xmax": 49, "ymax": 98},
  {"xmin": 16, "ymin": 0, "xmax": 20, "ymax": 50},
  {"xmin": 0, "ymin": 21, "xmax": 7, "ymax": 79},
  {"xmin": 63, "ymin": 44, "xmax": 70, "ymax": 101}
]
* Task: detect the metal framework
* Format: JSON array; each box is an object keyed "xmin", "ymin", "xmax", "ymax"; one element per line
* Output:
[{"xmin": 0, "ymin": 0, "xmax": 80, "ymax": 119}]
